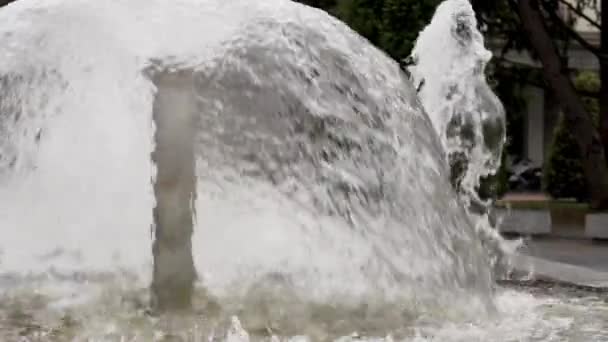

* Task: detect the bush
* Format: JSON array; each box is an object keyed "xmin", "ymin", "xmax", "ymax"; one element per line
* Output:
[
  {"xmin": 544, "ymin": 71, "xmax": 599, "ymax": 201},
  {"xmin": 544, "ymin": 115, "xmax": 588, "ymax": 200}
]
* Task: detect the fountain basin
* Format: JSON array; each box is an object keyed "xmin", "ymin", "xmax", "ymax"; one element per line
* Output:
[{"xmin": 1, "ymin": 277, "xmax": 608, "ymax": 341}]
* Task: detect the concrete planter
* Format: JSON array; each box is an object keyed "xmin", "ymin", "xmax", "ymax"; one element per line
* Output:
[
  {"xmin": 494, "ymin": 208, "xmax": 552, "ymax": 236},
  {"xmin": 585, "ymin": 213, "xmax": 608, "ymax": 240}
]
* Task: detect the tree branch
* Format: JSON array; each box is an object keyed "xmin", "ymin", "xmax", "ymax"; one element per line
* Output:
[
  {"xmin": 500, "ymin": 35, "xmax": 517, "ymax": 58},
  {"xmin": 493, "ymin": 66, "xmax": 546, "ymax": 88},
  {"xmin": 492, "ymin": 58, "xmax": 600, "ymax": 98},
  {"xmin": 578, "ymin": 88, "xmax": 601, "ymax": 98},
  {"xmin": 517, "ymin": 0, "xmax": 608, "ymax": 208},
  {"xmin": 546, "ymin": 9, "xmax": 599, "ymax": 52},
  {"xmin": 542, "ymin": 1, "xmax": 603, "ymax": 57},
  {"xmin": 556, "ymin": 0, "xmax": 601, "ymax": 30}
]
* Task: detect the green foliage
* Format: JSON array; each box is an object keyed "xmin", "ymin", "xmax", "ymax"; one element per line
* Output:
[
  {"xmin": 544, "ymin": 114, "xmax": 588, "ymax": 200},
  {"xmin": 334, "ymin": 0, "xmax": 384, "ymax": 46},
  {"xmin": 297, "ymin": 0, "xmax": 442, "ymax": 64},
  {"xmin": 378, "ymin": 0, "xmax": 443, "ymax": 62},
  {"xmin": 576, "ymin": 71, "xmax": 600, "ymax": 115},
  {"xmin": 544, "ymin": 71, "xmax": 600, "ymax": 201}
]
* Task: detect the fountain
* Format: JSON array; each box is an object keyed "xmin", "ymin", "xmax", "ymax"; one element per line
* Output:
[{"xmin": 0, "ymin": 0, "xmax": 607, "ymax": 340}]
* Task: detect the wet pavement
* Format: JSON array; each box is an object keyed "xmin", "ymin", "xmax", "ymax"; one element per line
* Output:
[
  {"xmin": 504, "ymin": 234, "xmax": 608, "ymax": 288},
  {"xmin": 518, "ymin": 238, "xmax": 608, "ymax": 273}
]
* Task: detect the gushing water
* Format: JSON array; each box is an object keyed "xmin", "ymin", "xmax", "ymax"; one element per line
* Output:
[
  {"xmin": 409, "ymin": 0, "xmax": 506, "ymax": 199},
  {"xmin": 407, "ymin": 0, "xmax": 514, "ymax": 273},
  {"xmin": 0, "ymin": 0, "xmax": 604, "ymax": 341}
]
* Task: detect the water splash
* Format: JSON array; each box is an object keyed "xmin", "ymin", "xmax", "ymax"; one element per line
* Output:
[
  {"xmin": 189, "ymin": 8, "xmax": 496, "ymax": 308},
  {"xmin": 0, "ymin": 0, "xmax": 557, "ymax": 340},
  {"xmin": 409, "ymin": 0, "xmax": 506, "ymax": 200},
  {"xmin": 408, "ymin": 0, "xmax": 515, "ymax": 271}
]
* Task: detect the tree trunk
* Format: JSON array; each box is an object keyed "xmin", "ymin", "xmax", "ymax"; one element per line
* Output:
[
  {"xmin": 601, "ymin": 0, "xmax": 608, "ymax": 164},
  {"xmin": 517, "ymin": 0, "xmax": 608, "ymax": 209},
  {"xmin": 150, "ymin": 70, "xmax": 198, "ymax": 311}
]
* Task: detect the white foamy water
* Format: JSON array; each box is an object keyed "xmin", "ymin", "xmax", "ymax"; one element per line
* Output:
[
  {"xmin": 0, "ymin": 0, "xmax": 492, "ymax": 302},
  {"xmin": 0, "ymin": 0, "xmax": 604, "ymax": 340},
  {"xmin": 408, "ymin": 0, "xmax": 514, "ymax": 271},
  {"xmin": 409, "ymin": 0, "xmax": 506, "ymax": 196}
]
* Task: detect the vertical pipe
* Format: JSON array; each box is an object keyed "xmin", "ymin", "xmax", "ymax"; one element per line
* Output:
[{"xmin": 150, "ymin": 70, "xmax": 197, "ymax": 311}]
